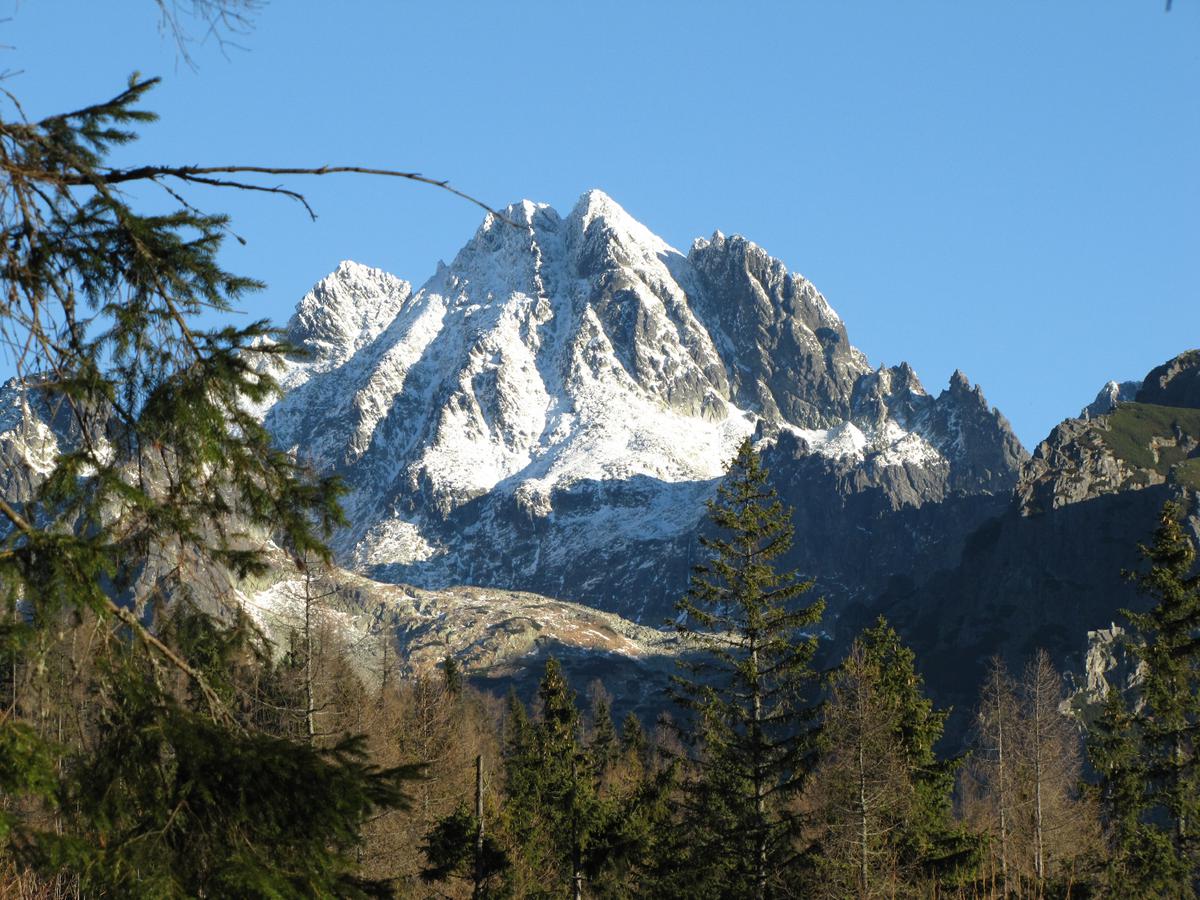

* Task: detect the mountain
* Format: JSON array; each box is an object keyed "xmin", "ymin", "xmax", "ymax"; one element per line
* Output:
[
  {"xmin": 3, "ymin": 190, "xmax": 1195, "ymax": 734},
  {"xmin": 257, "ymin": 190, "xmax": 1025, "ymax": 622},
  {"xmin": 1081, "ymin": 379, "xmax": 1141, "ymax": 420},
  {"xmin": 858, "ymin": 350, "xmax": 1200, "ymax": 739}
]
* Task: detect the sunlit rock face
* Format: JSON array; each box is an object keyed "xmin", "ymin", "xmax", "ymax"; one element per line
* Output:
[{"xmin": 256, "ymin": 190, "xmax": 1025, "ymax": 620}]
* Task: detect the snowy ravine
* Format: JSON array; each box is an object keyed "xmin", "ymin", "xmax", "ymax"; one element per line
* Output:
[{"xmin": 256, "ymin": 190, "xmax": 1026, "ymax": 621}]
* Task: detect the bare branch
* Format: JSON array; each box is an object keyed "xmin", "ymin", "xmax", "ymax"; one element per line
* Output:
[
  {"xmin": 152, "ymin": 0, "xmax": 263, "ymax": 69},
  {"xmin": 57, "ymin": 163, "xmax": 518, "ymax": 225}
]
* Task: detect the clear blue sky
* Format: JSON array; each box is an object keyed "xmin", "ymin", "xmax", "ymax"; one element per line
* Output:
[{"xmin": 4, "ymin": 1, "xmax": 1197, "ymax": 448}]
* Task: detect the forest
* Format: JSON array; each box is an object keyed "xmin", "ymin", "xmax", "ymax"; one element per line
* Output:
[{"xmin": 0, "ymin": 5, "xmax": 1197, "ymax": 899}]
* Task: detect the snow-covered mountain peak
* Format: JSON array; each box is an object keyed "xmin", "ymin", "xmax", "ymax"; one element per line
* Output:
[
  {"xmin": 1081, "ymin": 379, "xmax": 1141, "ymax": 419},
  {"xmin": 568, "ymin": 189, "xmax": 664, "ymax": 244},
  {"xmin": 285, "ymin": 260, "xmax": 411, "ymax": 371},
  {"xmin": 494, "ymin": 198, "xmax": 554, "ymax": 229},
  {"xmin": 250, "ymin": 190, "xmax": 1026, "ymax": 617},
  {"xmin": 559, "ymin": 189, "xmax": 679, "ymax": 281}
]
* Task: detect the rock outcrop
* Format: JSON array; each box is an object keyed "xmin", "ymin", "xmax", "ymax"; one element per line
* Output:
[
  {"xmin": 1136, "ymin": 349, "xmax": 1200, "ymax": 409},
  {"xmin": 241, "ymin": 554, "xmax": 683, "ymax": 721}
]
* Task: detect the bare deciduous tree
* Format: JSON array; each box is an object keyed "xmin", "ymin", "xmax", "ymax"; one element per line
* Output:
[
  {"xmin": 810, "ymin": 643, "xmax": 913, "ymax": 898},
  {"xmin": 962, "ymin": 657, "xmax": 1019, "ymax": 894},
  {"xmin": 964, "ymin": 652, "xmax": 1101, "ymax": 898}
]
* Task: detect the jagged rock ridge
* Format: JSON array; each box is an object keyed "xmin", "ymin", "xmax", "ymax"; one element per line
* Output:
[
  {"xmin": 258, "ymin": 190, "xmax": 1026, "ymax": 620},
  {"xmin": 859, "ymin": 350, "xmax": 1200, "ymax": 743}
]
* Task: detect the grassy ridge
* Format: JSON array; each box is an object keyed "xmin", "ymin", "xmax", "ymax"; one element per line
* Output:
[
  {"xmin": 1174, "ymin": 458, "xmax": 1200, "ymax": 490},
  {"xmin": 1100, "ymin": 402, "xmax": 1200, "ymax": 481}
]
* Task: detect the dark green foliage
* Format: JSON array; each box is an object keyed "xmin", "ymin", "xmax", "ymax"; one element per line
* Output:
[
  {"xmin": 1087, "ymin": 500, "xmax": 1200, "ymax": 896},
  {"xmin": 489, "ymin": 663, "xmax": 676, "ymax": 898},
  {"xmin": 584, "ymin": 761, "xmax": 678, "ymax": 899},
  {"xmin": 670, "ymin": 437, "xmax": 825, "ymax": 898},
  {"xmin": 18, "ymin": 632, "xmax": 418, "ymax": 899},
  {"xmin": 420, "ymin": 805, "xmax": 508, "ymax": 892},
  {"xmin": 590, "ymin": 691, "xmax": 619, "ymax": 777},
  {"xmin": 0, "ymin": 76, "xmax": 412, "ymax": 894},
  {"xmin": 620, "ymin": 712, "xmax": 647, "ymax": 761},
  {"xmin": 856, "ymin": 618, "xmax": 980, "ymax": 886},
  {"xmin": 1100, "ymin": 402, "xmax": 1200, "ymax": 476},
  {"xmin": 1087, "ymin": 687, "xmax": 1184, "ymax": 896},
  {"xmin": 0, "ymin": 723, "xmax": 59, "ymax": 843},
  {"xmin": 442, "ymin": 653, "xmax": 464, "ymax": 696},
  {"xmin": 499, "ymin": 659, "xmax": 600, "ymax": 897}
]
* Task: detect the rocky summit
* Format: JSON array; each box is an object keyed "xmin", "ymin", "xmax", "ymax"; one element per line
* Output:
[{"xmin": 255, "ymin": 190, "xmax": 1026, "ymax": 622}]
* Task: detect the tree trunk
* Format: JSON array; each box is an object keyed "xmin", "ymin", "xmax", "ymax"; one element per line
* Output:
[
  {"xmin": 1033, "ymin": 681, "xmax": 1044, "ymax": 892},
  {"xmin": 303, "ymin": 560, "xmax": 316, "ymax": 745},
  {"xmin": 751, "ymin": 639, "xmax": 767, "ymax": 900},
  {"xmin": 379, "ymin": 629, "xmax": 390, "ymax": 706},
  {"xmin": 997, "ymin": 695, "xmax": 1008, "ymax": 890},
  {"xmin": 1175, "ymin": 733, "xmax": 1186, "ymax": 852},
  {"xmin": 572, "ymin": 755, "xmax": 583, "ymax": 900},
  {"xmin": 859, "ymin": 743, "xmax": 869, "ymax": 898},
  {"xmin": 473, "ymin": 753, "xmax": 484, "ymax": 900}
]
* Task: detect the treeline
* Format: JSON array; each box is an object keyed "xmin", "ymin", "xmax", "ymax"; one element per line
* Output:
[
  {"xmin": 2, "ymin": 440, "xmax": 1197, "ymax": 898},
  {"xmin": 408, "ymin": 444, "xmax": 1199, "ymax": 898}
]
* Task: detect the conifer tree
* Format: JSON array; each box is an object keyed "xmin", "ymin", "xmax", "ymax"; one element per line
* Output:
[
  {"xmin": 1087, "ymin": 687, "xmax": 1175, "ymax": 896},
  {"xmin": 855, "ymin": 618, "xmax": 978, "ymax": 888},
  {"xmin": 0, "ymin": 46, "xmax": 483, "ymax": 890},
  {"xmin": 670, "ymin": 437, "xmax": 825, "ymax": 899},
  {"xmin": 498, "ymin": 660, "xmax": 603, "ymax": 898},
  {"xmin": 620, "ymin": 711, "xmax": 648, "ymax": 764},
  {"xmin": 420, "ymin": 799, "xmax": 509, "ymax": 897},
  {"xmin": 589, "ymin": 688, "xmax": 620, "ymax": 779},
  {"xmin": 1087, "ymin": 500, "xmax": 1200, "ymax": 895},
  {"xmin": 14, "ymin": 607, "xmax": 419, "ymax": 898}
]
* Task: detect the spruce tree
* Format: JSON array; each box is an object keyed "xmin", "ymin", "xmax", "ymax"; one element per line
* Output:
[
  {"xmin": 855, "ymin": 618, "xmax": 978, "ymax": 888},
  {"xmin": 620, "ymin": 712, "xmax": 648, "ymax": 763},
  {"xmin": 670, "ymin": 437, "xmax": 825, "ymax": 899},
  {"xmin": 499, "ymin": 659, "xmax": 604, "ymax": 898},
  {"xmin": 590, "ymin": 689, "xmax": 620, "ymax": 779},
  {"xmin": 1088, "ymin": 687, "xmax": 1177, "ymax": 896},
  {"xmin": 13, "ymin": 606, "xmax": 420, "ymax": 898},
  {"xmin": 1087, "ymin": 499, "xmax": 1200, "ymax": 895}
]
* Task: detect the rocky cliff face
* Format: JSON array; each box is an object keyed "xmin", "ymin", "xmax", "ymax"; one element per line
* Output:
[
  {"xmin": 859, "ymin": 351, "xmax": 1200, "ymax": 742},
  {"xmin": 255, "ymin": 190, "xmax": 1025, "ymax": 621},
  {"xmin": 1137, "ymin": 350, "xmax": 1200, "ymax": 408},
  {"xmin": 1020, "ymin": 360, "xmax": 1200, "ymax": 515},
  {"xmin": 0, "ymin": 381, "xmax": 62, "ymax": 505}
]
